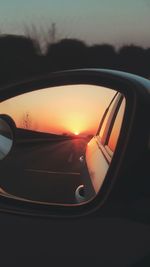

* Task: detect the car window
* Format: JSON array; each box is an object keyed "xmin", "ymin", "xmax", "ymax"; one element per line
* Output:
[
  {"xmin": 98, "ymin": 95, "xmax": 117, "ymax": 140},
  {"xmin": 97, "ymin": 93, "xmax": 123, "ymax": 146},
  {"xmin": 107, "ymin": 97, "xmax": 126, "ymax": 152}
]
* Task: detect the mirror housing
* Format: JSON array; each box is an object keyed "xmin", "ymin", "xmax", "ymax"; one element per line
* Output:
[
  {"xmin": 0, "ymin": 114, "xmax": 15, "ymax": 160},
  {"xmin": 0, "ymin": 69, "xmax": 149, "ymax": 218}
]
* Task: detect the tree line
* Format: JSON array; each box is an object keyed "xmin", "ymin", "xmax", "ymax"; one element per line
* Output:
[{"xmin": 0, "ymin": 34, "xmax": 150, "ymax": 85}]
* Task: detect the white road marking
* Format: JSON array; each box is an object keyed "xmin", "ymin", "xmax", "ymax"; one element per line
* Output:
[
  {"xmin": 25, "ymin": 169, "xmax": 80, "ymax": 176},
  {"xmin": 68, "ymin": 153, "xmax": 73, "ymax": 163},
  {"xmin": 0, "ymin": 187, "xmax": 9, "ymax": 195}
]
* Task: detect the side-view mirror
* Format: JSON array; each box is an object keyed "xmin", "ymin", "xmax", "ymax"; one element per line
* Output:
[
  {"xmin": 0, "ymin": 114, "xmax": 15, "ymax": 160},
  {"xmin": 0, "ymin": 69, "xmax": 149, "ymax": 217}
]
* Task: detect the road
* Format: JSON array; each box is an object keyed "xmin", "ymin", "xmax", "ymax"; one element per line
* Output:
[{"xmin": 0, "ymin": 137, "xmax": 88, "ymax": 204}]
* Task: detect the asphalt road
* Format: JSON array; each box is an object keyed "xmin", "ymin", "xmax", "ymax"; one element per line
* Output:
[{"xmin": 0, "ymin": 137, "xmax": 88, "ymax": 204}]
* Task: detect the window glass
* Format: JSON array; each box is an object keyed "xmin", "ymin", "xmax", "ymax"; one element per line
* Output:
[
  {"xmin": 98, "ymin": 96, "xmax": 116, "ymax": 140},
  {"xmin": 107, "ymin": 98, "xmax": 126, "ymax": 152}
]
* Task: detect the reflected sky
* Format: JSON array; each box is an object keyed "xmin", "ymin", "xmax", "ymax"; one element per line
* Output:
[
  {"xmin": 0, "ymin": 85, "xmax": 116, "ymax": 135},
  {"xmin": 0, "ymin": 0, "xmax": 150, "ymax": 47}
]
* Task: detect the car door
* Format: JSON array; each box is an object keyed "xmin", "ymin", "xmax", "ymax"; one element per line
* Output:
[{"xmin": 81, "ymin": 93, "xmax": 126, "ymax": 202}]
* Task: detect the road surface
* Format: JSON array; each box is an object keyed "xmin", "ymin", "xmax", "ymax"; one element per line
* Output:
[{"xmin": 0, "ymin": 137, "xmax": 88, "ymax": 204}]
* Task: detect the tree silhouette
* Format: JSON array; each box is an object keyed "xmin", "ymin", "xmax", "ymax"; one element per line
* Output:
[
  {"xmin": 88, "ymin": 44, "xmax": 117, "ymax": 68},
  {"xmin": 20, "ymin": 112, "xmax": 32, "ymax": 130},
  {"xmin": 0, "ymin": 34, "xmax": 43, "ymax": 84},
  {"xmin": 45, "ymin": 38, "xmax": 87, "ymax": 71},
  {"xmin": 118, "ymin": 45, "xmax": 146, "ymax": 76}
]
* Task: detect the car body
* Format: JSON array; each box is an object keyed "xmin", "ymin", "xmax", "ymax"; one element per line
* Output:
[{"xmin": 79, "ymin": 92, "xmax": 126, "ymax": 202}]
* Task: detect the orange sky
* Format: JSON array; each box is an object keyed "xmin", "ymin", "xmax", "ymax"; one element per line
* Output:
[{"xmin": 0, "ymin": 84, "xmax": 116, "ymax": 136}]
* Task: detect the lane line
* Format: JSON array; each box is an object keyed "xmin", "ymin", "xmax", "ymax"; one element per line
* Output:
[
  {"xmin": 68, "ymin": 153, "xmax": 73, "ymax": 163},
  {"xmin": 25, "ymin": 169, "xmax": 80, "ymax": 176}
]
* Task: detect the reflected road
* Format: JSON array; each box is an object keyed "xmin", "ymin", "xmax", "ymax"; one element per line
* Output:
[{"xmin": 0, "ymin": 138, "xmax": 88, "ymax": 203}]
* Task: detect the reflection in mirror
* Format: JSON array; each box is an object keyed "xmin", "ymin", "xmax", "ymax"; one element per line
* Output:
[
  {"xmin": 0, "ymin": 84, "xmax": 125, "ymax": 205},
  {"xmin": 0, "ymin": 116, "xmax": 14, "ymax": 160}
]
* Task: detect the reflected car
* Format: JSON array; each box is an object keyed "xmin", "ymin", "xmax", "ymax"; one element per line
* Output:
[{"xmin": 76, "ymin": 92, "xmax": 126, "ymax": 202}]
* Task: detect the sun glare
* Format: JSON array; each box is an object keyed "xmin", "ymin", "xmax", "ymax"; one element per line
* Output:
[{"xmin": 74, "ymin": 132, "xmax": 79, "ymax": 135}]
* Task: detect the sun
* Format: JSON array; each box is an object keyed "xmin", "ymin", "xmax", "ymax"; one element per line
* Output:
[{"xmin": 74, "ymin": 131, "xmax": 79, "ymax": 136}]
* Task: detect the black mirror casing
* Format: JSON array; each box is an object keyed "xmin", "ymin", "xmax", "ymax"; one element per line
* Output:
[{"xmin": 0, "ymin": 69, "xmax": 149, "ymax": 218}]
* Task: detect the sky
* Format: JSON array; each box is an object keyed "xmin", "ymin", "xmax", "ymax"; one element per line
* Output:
[
  {"xmin": 0, "ymin": 84, "xmax": 116, "ymax": 136},
  {"xmin": 0, "ymin": 0, "xmax": 150, "ymax": 48}
]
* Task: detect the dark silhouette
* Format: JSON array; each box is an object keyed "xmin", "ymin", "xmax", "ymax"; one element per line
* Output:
[
  {"xmin": 0, "ymin": 34, "xmax": 150, "ymax": 87},
  {"xmin": 118, "ymin": 45, "xmax": 147, "ymax": 76},
  {"xmin": 46, "ymin": 38, "xmax": 88, "ymax": 71},
  {"xmin": 87, "ymin": 44, "xmax": 117, "ymax": 69},
  {"xmin": 0, "ymin": 34, "xmax": 43, "ymax": 84}
]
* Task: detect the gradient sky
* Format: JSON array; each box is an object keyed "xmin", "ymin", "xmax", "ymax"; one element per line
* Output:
[
  {"xmin": 0, "ymin": 0, "xmax": 150, "ymax": 48},
  {"xmin": 0, "ymin": 85, "xmax": 116, "ymax": 135}
]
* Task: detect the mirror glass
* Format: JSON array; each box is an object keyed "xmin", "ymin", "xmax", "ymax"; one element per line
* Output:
[
  {"xmin": 0, "ymin": 117, "xmax": 13, "ymax": 160},
  {"xmin": 0, "ymin": 84, "xmax": 125, "ymax": 204}
]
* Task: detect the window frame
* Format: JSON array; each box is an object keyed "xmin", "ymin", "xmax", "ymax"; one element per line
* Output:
[{"xmin": 96, "ymin": 92, "xmax": 124, "ymax": 160}]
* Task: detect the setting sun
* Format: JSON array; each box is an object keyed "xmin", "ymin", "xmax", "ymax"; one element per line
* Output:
[{"xmin": 74, "ymin": 132, "xmax": 79, "ymax": 135}]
